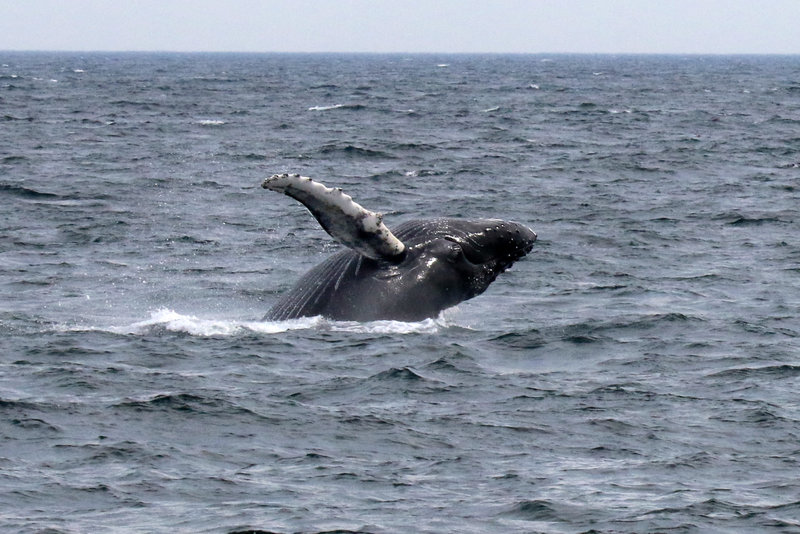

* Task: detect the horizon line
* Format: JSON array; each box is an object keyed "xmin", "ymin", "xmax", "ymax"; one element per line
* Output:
[{"xmin": 3, "ymin": 49, "xmax": 799, "ymax": 57}]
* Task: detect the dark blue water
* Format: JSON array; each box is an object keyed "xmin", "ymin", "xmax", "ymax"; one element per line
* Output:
[{"xmin": 2, "ymin": 52, "xmax": 800, "ymax": 533}]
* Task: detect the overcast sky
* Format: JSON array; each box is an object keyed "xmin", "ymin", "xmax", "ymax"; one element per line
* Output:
[{"xmin": 2, "ymin": 0, "xmax": 799, "ymax": 55}]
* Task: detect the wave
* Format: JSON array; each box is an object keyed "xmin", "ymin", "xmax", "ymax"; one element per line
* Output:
[
  {"xmin": 0, "ymin": 182, "xmax": 59, "ymax": 199},
  {"xmin": 231, "ymin": 152, "xmax": 268, "ymax": 161},
  {"xmin": 112, "ymin": 392, "xmax": 272, "ymax": 420},
  {"xmin": 307, "ymin": 103, "xmax": 365, "ymax": 111},
  {"xmin": 487, "ymin": 312, "xmax": 704, "ymax": 351},
  {"xmin": 308, "ymin": 103, "xmax": 345, "ymax": 111},
  {"xmin": 499, "ymin": 499, "xmax": 570, "ymax": 521},
  {"xmin": 108, "ymin": 100, "xmax": 161, "ymax": 109},
  {"xmin": 317, "ymin": 143, "xmax": 395, "ymax": 159},
  {"xmin": 707, "ymin": 364, "xmax": 800, "ymax": 379},
  {"xmin": 2, "ymin": 114, "xmax": 34, "ymax": 121}
]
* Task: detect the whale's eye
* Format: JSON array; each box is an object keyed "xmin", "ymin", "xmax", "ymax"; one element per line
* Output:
[{"xmin": 446, "ymin": 242, "xmax": 463, "ymax": 263}]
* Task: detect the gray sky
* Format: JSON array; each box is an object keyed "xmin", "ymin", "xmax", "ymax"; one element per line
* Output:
[{"xmin": 2, "ymin": 0, "xmax": 799, "ymax": 54}]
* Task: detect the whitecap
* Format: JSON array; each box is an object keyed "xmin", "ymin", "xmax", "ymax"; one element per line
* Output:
[
  {"xmin": 308, "ymin": 104, "xmax": 345, "ymax": 111},
  {"xmin": 197, "ymin": 119, "xmax": 225, "ymax": 126}
]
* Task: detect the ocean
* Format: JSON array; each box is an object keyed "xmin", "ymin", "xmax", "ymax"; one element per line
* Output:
[{"xmin": 1, "ymin": 52, "xmax": 799, "ymax": 533}]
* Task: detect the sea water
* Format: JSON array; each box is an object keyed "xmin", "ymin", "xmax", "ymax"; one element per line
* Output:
[{"xmin": 1, "ymin": 52, "xmax": 799, "ymax": 533}]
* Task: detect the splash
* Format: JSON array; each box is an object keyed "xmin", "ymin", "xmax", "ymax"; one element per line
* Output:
[
  {"xmin": 108, "ymin": 308, "xmax": 318, "ymax": 336},
  {"xmin": 79, "ymin": 308, "xmax": 456, "ymax": 337},
  {"xmin": 326, "ymin": 317, "xmax": 445, "ymax": 334}
]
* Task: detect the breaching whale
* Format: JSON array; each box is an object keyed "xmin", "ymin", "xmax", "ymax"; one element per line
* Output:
[{"xmin": 262, "ymin": 174, "xmax": 536, "ymax": 322}]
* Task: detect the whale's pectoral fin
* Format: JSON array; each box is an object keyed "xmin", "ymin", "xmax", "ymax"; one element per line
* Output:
[{"xmin": 263, "ymin": 174, "xmax": 406, "ymax": 261}]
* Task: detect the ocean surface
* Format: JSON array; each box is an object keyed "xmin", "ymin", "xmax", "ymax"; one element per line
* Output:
[{"xmin": 1, "ymin": 52, "xmax": 799, "ymax": 533}]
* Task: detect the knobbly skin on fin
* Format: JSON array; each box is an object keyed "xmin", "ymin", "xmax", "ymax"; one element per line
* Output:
[{"xmin": 263, "ymin": 174, "xmax": 405, "ymax": 261}]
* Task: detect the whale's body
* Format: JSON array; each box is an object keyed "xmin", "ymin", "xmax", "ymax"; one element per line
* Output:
[{"xmin": 262, "ymin": 174, "xmax": 536, "ymax": 322}]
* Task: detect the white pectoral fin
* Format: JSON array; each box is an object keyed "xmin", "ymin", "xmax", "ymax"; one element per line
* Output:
[{"xmin": 263, "ymin": 174, "xmax": 406, "ymax": 261}]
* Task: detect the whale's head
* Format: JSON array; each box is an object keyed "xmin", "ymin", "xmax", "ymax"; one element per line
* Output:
[
  {"xmin": 440, "ymin": 218, "xmax": 538, "ymax": 273},
  {"xmin": 387, "ymin": 218, "xmax": 537, "ymax": 318}
]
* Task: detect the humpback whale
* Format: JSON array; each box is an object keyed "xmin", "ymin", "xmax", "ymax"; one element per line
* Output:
[{"xmin": 262, "ymin": 174, "xmax": 536, "ymax": 322}]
